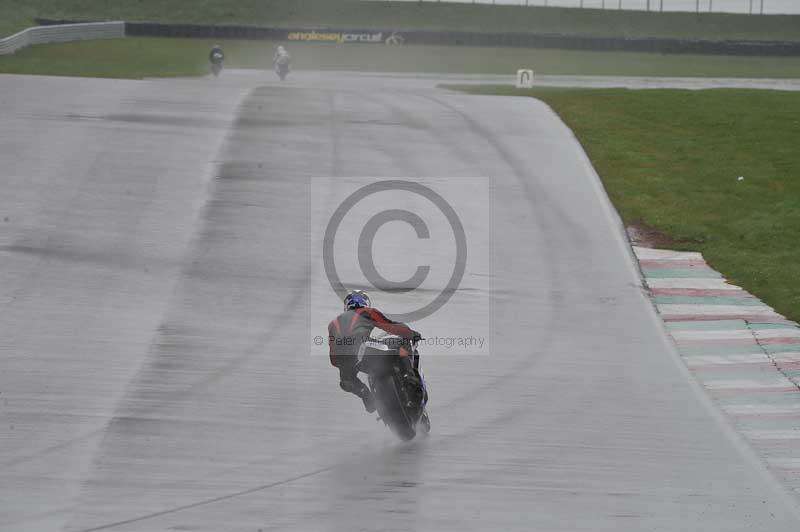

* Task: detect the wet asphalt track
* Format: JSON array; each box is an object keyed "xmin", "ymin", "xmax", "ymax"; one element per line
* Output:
[{"xmin": 1, "ymin": 70, "xmax": 800, "ymax": 532}]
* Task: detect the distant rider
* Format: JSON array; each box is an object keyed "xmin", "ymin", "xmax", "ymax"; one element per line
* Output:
[
  {"xmin": 328, "ymin": 290, "xmax": 421, "ymax": 412},
  {"xmin": 273, "ymin": 45, "xmax": 291, "ymax": 70},
  {"xmin": 209, "ymin": 43, "xmax": 225, "ymax": 65}
]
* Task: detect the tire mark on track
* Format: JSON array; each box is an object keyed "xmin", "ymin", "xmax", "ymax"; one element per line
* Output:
[
  {"xmin": 0, "ymin": 428, "xmax": 102, "ymax": 469},
  {"xmin": 63, "ymin": 86, "xmax": 377, "ymax": 529},
  {"xmin": 385, "ymin": 91, "xmax": 566, "ymax": 399},
  {"xmin": 73, "ymin": 466, "xmax": 335, "ymax": 532}
]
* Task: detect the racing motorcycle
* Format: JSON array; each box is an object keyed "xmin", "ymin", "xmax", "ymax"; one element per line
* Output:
[
  {"xmin": 274, "ymin": 55, "xmax": 291, "ymax": 81},
  {"xmin": 356, "ymin": 329, "xmax": 430, "ymax": 441},
  {"xmin": 210, "ymin": 52, "xmax": 224, "ymax": 77}
]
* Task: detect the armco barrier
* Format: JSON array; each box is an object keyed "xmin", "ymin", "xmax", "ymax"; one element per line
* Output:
[
  {"xmin": 124, "ymin": 22, "xmax": 800, "ymax": 56},
  {"xmin": 124, "ymin": 22, "xmax": 287, "ymax": 40},
  {"xmin": 32, "ymin": 19, "xmax": 800, "ymax": 57},
  {"xmin": 0, "ymin": 21, "xmax": 125, "ymax": 55}
]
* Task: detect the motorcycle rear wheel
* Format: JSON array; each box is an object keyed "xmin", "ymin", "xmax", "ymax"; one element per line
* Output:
[{"xmin": 389, "ymin": 376, "xmax": 417, "ymax": 441}]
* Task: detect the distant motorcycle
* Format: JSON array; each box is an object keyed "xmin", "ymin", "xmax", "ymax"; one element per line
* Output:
[
  {"xmin": 210, "ymin": 51, "xmax": 224, "ymax": 77},
  {"xmin": 274, "ymin": 54, "xmax": 291, "ymax": 81},
  {"xmin": 356, "ymin": 329, "xmax": 430, "ymax": 441}
]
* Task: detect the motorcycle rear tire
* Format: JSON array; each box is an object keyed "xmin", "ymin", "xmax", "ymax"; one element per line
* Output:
[{"xmin": 389, "ymin": 376, "xmax": 416, "ymax": 441}]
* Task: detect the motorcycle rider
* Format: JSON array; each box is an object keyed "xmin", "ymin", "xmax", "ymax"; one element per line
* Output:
[
  {"xmin": 273, "ymin": 45, "xmax": 291, "ymax": 70},
  {"xmin": 209, "ymin": 43, "xmax": 225, "ymax": 65},
  {"xmin": 328, "ymin": 290, "xmax": 421, "ymax": 413}
]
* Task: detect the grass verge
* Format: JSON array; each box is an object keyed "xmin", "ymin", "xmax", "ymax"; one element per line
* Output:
[
  {"xmin": 449, "ymin": 85, "xmax": 800, "ymax": 321},
  {"xmin": 0, "ymin": 38, "xmax": 208, "ymax": 78},
  {"xmin": 4, "ymin": 37, "xmax": 800, "ymax": 79},
  {"xmin": 2, "ymin": 0, "xmax": 800, "ymax": 42}
]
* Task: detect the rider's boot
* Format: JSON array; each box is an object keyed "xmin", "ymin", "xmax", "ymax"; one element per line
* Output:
[{"xmin": 340, "ymin": 378, "xmax": 376, "ymax": 413}]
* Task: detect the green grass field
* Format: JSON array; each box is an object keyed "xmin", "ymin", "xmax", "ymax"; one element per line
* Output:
[
  {"xmin": 450, "ymin": 85, "xmax": 800, "ymax": 321},
  {"xmin": 4, "ymin": 37, "xmax": 800, "ymax": 79},
  {"xmin": 2, "ymin": 0, "xmax": 800, "ymax": 42}
]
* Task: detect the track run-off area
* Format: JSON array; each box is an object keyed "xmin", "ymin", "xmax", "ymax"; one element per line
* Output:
[{"xmin": 1, "ymin": 70, "xmax": 800, "ymax": 531}]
